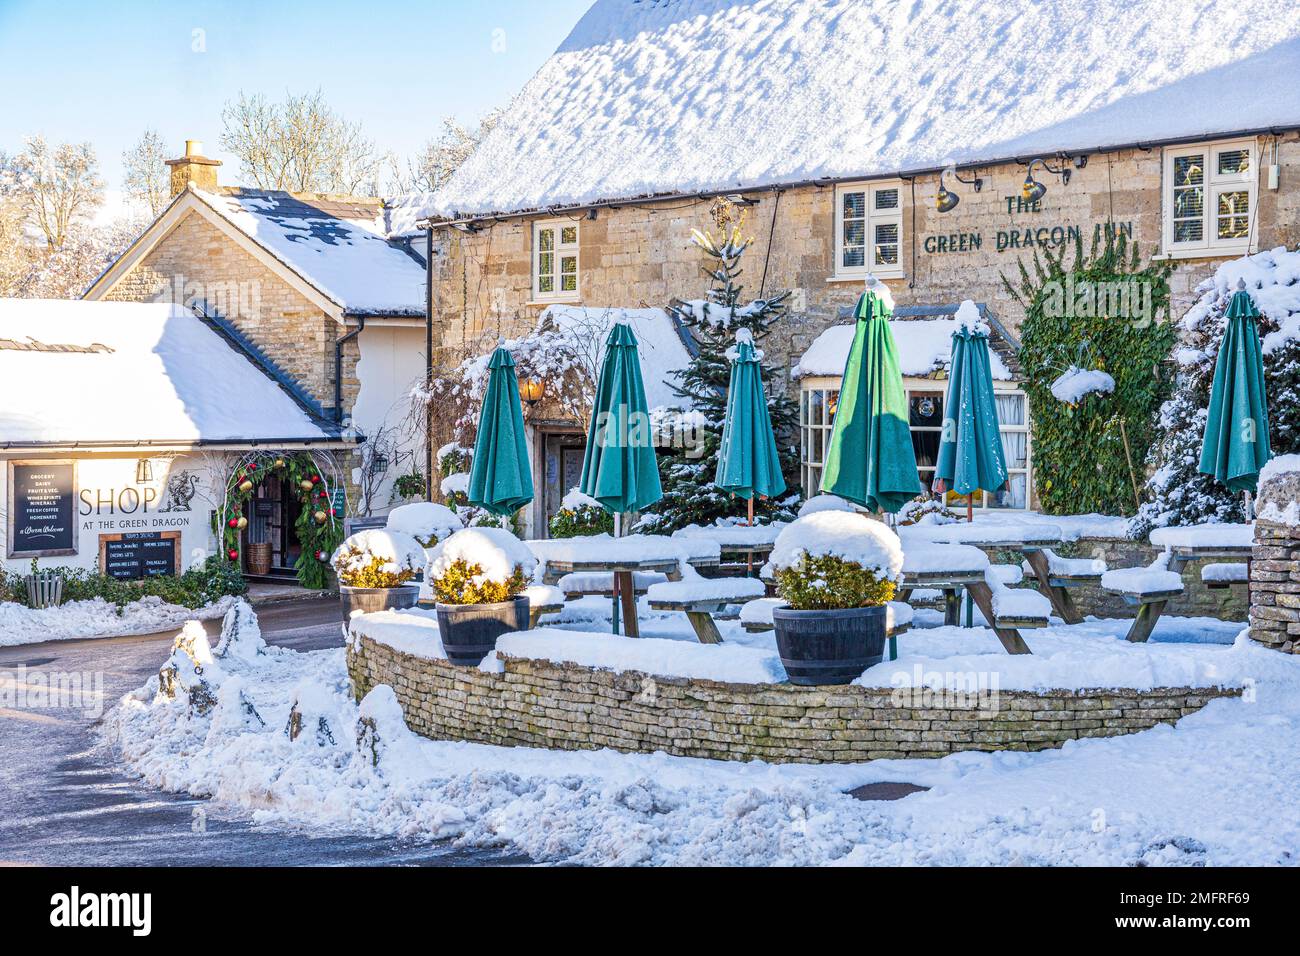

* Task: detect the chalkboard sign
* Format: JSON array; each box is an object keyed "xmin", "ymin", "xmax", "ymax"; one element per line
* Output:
[
  {"xmin": 99, "ymin": 531, "xmax": 181, "ymax": 580},
  {"xmin": 7, "ymin": 459, "xmax": 78, "ymax": 558}
]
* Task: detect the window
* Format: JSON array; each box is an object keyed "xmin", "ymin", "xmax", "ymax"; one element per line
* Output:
[
  {"xmin": 799, "ymin": 378, "xmax": 1032, "ymax": 509},
  {"xmin": 833, "ymin": 182, "xmax": 904, "ymax": 279},
  {"xmin": 1163, "ymin": 140, "xmax": 1256, "ymax": 257},
  {"xmin": 532, "ymin": 219, "xmax": 580, "ymax": 300}
]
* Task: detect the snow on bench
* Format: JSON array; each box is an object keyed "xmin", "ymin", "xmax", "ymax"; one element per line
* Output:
[
  {"xmin": 988, "ymin": 564, "xmax": 1024, "ymax": 586},
  {"xmin": 524, "ymin": 583, "xmax": 565, "ymax": 627},
  {"xmin": 558, "ymin": 571, "xmax": 669, "ymax": 598},
  {"xmin": 647, "ymin": 576, "xmax": 768, "ymax": 644},
  {"xmin": 1201, "ymin": 562, "xmax": 1249, "ymax": 589},
  {"xmin": 985, "ymin": 567, "xmax": 1051, "ymax": 629},
  {"xmin": 1101, "ymin": 551, "xmax": 1185, "ymax": 600},
  {"xmin": 900, "ymin": 542, "xmax": 989, "ymax": 586},
  {"xmin": 1020, "ymin": 549, "xmax": 1107, "ymax": 584},
  {"xmin": 739, "ymin": 598, "xmax": 913, "ymax": 634},
  {"xmin": 495, "ymin": 628, "xmax": 786, "ymax": 684}
]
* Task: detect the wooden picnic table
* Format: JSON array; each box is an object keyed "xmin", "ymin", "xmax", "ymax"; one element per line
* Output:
[
  {"xmin": 543, "ymin": 556, "xmax": 687, "ymax": 638},
  {"xmin": 897, "ymin": 569, "xmax": 1032, "ymax": 655}
]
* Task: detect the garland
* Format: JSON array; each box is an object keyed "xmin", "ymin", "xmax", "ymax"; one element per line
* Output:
[{"xmin": 217, "ymin": 452, "xmax": 345, "ymax": 590}]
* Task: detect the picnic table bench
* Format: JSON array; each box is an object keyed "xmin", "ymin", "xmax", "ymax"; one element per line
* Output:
[
  {"xmin": 647, "ymin": 577, "xmax": 767, "ymax": 644},
  {"xmin": 523, "ymin": 584, "xmax": 565, "ymax": 628},
  {"xmin": 1020, "ymin": 547, "xmax": 1106, "ymax": 625},
  {"xmin": 1100, "ymin": 556, "xmax": 1186, "ymax": 643},
  {"xmin": 1202, "ymin": 563, "xmax": 1249, "ymax": 590}
]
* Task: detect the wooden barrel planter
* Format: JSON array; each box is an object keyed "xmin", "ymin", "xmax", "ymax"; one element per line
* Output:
[
  {"xmin": 340, "ymin": 584, "xmax": 420, "ymax": 623},
  {"xmin": 436, "ymin": 596, "xmax": 530, "ymax": 667},
  {"xmin": 771, "ymin": 604, "xmax": 887, "ymax": 686},
  {"xmin": 245, "ymin": 542, "xmax": 272, "ymax": 576}
]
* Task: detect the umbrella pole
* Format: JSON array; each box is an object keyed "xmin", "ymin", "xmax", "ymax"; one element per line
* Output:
[
  {"xmin": 611, "ymin": 511, "xmax": 622, "ymax": 635},
  {"xmin": 747, "ymin": 497, "xmax": 754, "ymax": 527},
  {"xmin": 967, "ymin": 494, "xmax": 974, "ymax": 523}
]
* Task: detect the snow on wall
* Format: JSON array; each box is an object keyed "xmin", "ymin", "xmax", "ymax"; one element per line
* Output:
[
  {"xmin": 794, "ymin": 319, "xmax": 1013, "ymax": 380},
  {"xmin": 391, "ymin": 0, "xmax": 1300, "ymax": 227},
  {"xmin": 0, "ymin": 299, "xmax": 331, "ymax": 444}
]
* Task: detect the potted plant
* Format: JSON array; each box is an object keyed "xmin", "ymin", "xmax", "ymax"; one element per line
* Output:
[
  {"xmin": 768, "ymin": 511, "xmax": 904, "ymax": 685},
  {"xmin": 426, "ymin": 527, "xmax": 536, "ymax": 666},
  {"xmin": 385, "ymin": 501, "xmax": 464, "ymax": 549},
  {"xmin": 331, "ymin": 529, "xmax": 426, "ymax": 623}
]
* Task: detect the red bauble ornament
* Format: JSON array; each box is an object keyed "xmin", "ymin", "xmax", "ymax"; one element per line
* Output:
[
  {"xmin": 310, "ymin": 474, "xmax": 320, "ymax": 483},
  {"xmin": 329, "ymin": 508, "xmax": 336, "ymax": 516},
  {"xmin": 227, "ymin": 549, "xmax": 239, "ymax": 560},
  {"xmin": 248, "ymin": 462, "xmax": 257, "ymax": 470},
  {"xmin": 227, "ymin": 517, "xmax": 238, "ymax": 528}
]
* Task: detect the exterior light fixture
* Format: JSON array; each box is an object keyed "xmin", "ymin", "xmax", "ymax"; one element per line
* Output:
[
  {"xmin": 724, "ymin": 194, "xmax": 759, "ymax": 206},
  {"xmin": 935, "ymin": 166, "xmax": 983, "ymax": 213},
  {"xmin": 451, "ymin": 221, "xmax": 478, "ymax": 234},
  {"xmin": 520, "ymin": 377, "xmax": 545, "ymax": 409},
  {"xmin": 1021, "ymin": 157, "xmax": 1071, "ymax": 203},
  {"xmin": 135, "ymin": 458, "xmax": 153, "ymax": 483}
]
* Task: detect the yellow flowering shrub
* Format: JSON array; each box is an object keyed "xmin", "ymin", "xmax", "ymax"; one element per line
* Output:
[
  {"xmin": 430, "ymin": 558, "xmax": 529, "ymax": 606},
  {"xmin": 334, "ymin": 550, "xmax": 417, "ymax": 589}
]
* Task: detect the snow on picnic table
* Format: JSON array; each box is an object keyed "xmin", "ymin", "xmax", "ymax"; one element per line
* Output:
[
  {"xmin": 1149, "ymin": 523, "xmax": 1254, "ymax": 549},
  {"xmin": 527, "ymin": 534, "xmax": 718, "ymax": 568},
  {"xmin": 672, "ymin": 523, "xmax": 786, "ymax": 546},
  {"xmin": 645, "ymin": 577, "xmax": 767, "ymax": 604}
]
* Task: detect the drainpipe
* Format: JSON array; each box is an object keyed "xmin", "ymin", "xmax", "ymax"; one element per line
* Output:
[
  {"xmin": 335, "ymin": 316, "xmax": 365, "ymax": 424},
  {"xmin": 425, "ymin": 225, "xmax": 435, "ymax": 501}
]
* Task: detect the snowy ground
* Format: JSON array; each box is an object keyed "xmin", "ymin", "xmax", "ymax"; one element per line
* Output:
[
  {"xmin": 102, "ymin": 597, "xmax": 1300, "ymax": 866},
  {"xmin": 0, "ymin": 595, "xmax": 234, "ymax": 648}
]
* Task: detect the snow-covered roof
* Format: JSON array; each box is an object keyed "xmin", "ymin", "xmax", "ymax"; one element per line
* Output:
[
  {"xmin": 392, "ymin": 0, "xmax": 1300, "ymax": 225},
  {"xmin": 192, "ymin": 189, "xmax": 425, "ymax": 316},
  {"xmin": 0, "ymin": 299, "xmax": 337, "ymax": 446},
  {"xmin": 794, "ymin": 318, "xmax": 1014, "ymax": 380}
]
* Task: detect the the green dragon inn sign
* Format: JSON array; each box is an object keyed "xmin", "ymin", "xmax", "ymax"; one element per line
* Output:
[{"xmin": 923, "ymin": 196, "xmax": 1134, "ymax": 255}]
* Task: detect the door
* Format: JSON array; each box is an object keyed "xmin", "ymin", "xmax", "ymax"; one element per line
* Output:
[
  {"xmin": 541, "ymin": 431, "xmax": 588, "ymax": 535},
  {"xmin": 245, "ymin": 475, "xmax": 302, "ymax": 575}
]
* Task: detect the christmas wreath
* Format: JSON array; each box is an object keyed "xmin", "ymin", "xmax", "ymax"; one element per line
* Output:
[{"xmin": 217, "ymin": 452, "xmax": 346, "ymax": 590}]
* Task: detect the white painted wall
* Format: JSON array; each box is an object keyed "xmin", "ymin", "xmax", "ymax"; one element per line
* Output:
[{"xmin": 352, "ymin": 324, "xmax": 427, "ymax": 516}]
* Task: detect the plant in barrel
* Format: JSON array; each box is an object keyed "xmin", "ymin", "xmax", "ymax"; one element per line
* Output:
[
  {"xmin": 426, "ymin": 527, "xmax": 536, "ymax": 667},
  {"xmin": 768, "ymin": 510, "xmax": 904, "ymax": 685},
  {"xmin": 330, "ymin": 529, "xmax": 425, "ymax": 623}
]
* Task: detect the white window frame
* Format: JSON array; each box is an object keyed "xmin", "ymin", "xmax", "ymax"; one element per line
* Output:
[
  {"xmin": 531, "ymin": 218, "xmax": 581, "ymax": 302},
  {"xmin": 798, "ymin": 376, "xmax": 1032, "ymax": 510},
  {"xmin": 832, "ymin": 181, "xmax": 904, "ymax": 280},
  {"xmin": 1161, "ymin": 139, "xmax": 1256, "ymax": 259}
]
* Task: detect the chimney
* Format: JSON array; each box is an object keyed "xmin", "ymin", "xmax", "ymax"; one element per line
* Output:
[{"xmin": 165, "ymin": 139, "xmax": 222, "ymax": 196}]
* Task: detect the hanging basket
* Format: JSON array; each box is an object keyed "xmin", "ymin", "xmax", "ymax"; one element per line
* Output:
[{"xmin": 246, "ymin": 543, "xmax": 272, "ymax": 576}]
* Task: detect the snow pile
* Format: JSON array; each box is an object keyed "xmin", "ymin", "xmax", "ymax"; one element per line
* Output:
[
  {"xmin": 0, "ymin": 594, "xmax": 234, "ymax": 648},
  {"xmin": 331, "ymin": 529, "xmax": 426, "ymax": 581},
  {"xmin": 1050, "ymin": 366, "xmax": 1115, "ymax": 404},
  {"xmin": 798, "ymin": 494, "xmax": 859, "ymax": 517},
  {"xmin": 645, "ymin": 577, "xmax": 767, "ymax": 603},
  {"xmin": 524, "ymin": 583, "xmax": 565, "ymax": 611},
  {"xmin": 794, "ymin": 318, "xmax": 1013, "ymax": 380},
  {"xmin": 427, "ymin": 528, "xmax": 538, "ymax": 588},
  {"xmin": 497, "ymin": 628, "xmax": 785, "ymax": 684},
  {"xmin": 0, "ymin": 299, "xmax": 331, "ymax": 444},
  {"xmin": 439, "ymin": 472, "xmax": 470, "ymax": 498},
  {"xmin": 213, "ymin": 599, "xmax": 264, "ymax": 662},
  {"xmin": 1019, "ymin": 549, "xmax": 1107, "ymax": 578},
  {"xmin": 392, "ymin": 0, "xmax": 1300, "ymax": 225},
  {"xmin": 1149, "ymin": 523, "xmax": 1254, "ymax": 549},
  {"xmin": 386, "ymin": 502, "xmax": 463, "ymax": 545},
  {"xmin": 1201, "ymin": 563, "xmax": 1248, "ymax": 583},
  {"xmin": 887, "ymin": 601, "xmax": 914, "ymax": 632},
  {"xmin": 1101, "ymin": 551, "xmax": 1184, "ymax": 595},
  {"xmin": 769, "ymin": 512, "xmax": 905, "ymax": 583}
]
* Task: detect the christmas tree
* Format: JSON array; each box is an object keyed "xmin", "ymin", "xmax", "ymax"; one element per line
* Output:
[
  {"xmin": 1129, "ymin": 245, "xmax": 1300, "ymax": 537},
  {"xmin": 633, "ymin": 200, "xmax": 801, "ymax": 533}
]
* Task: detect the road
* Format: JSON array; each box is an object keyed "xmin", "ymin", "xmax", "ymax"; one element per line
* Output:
[{"xmin": 0, "ymin": 597, "xmax": 526, "ymax": 866}]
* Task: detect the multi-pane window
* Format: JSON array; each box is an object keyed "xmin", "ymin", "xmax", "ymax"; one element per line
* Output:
[
  {"xmin": 834, "ymin": 182, "xmax": 904, "ymax": 279},
  {"xmin": 799, "ymin": 378, "xmax": 1031, "ymax": 509},
  {"xmin": 1163, "ymin": 140, "xmax": 1255, "ymax": 256},
  {"xmin": 533, "ymin": 219, "xmax": 580, "ymax": 300}
]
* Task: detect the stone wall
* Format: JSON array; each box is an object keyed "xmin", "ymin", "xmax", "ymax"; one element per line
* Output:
[
  {"xmin": 347, "ymin": 634, "xmax": 1239, "ymax": 764},
  {"xmin": 430, "ymin": 133, "xmax": 1300, "ymax": 402},
  {"xmin": 1249, "ymin": 465, "xmax": 1300, "ymax": 652}
]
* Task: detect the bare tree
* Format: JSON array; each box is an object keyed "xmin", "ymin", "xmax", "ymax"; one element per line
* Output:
[
  {"xmin": 11, "ymin": 136, "xmax": 104, "ymax": 250},
  {"xmin": 122, "ymin": 130, "xmax": 171, "ymax": 217},
  {"xmin": 389, "ymin": 109, "xmax": 502, "ymax": 195},
  {"xmin": 0, "ymin": 151, "xmax": 29, "ymax": 296},
  {"xmin": 220, "ymin": 90, "xmax": 386, "ymax": 195}
]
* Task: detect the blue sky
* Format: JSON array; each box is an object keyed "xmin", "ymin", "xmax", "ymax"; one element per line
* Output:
[{"xmin": 0, "ymin": 0, "xmax": 592, "ymax": 202}]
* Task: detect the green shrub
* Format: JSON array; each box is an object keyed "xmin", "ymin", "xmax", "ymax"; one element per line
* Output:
[
  {"xmin": 429, "ymin": 558, "xmax": 529, "ymax": 606},
  {"xmin": 0, "ymin": 555, "xmax": 247, "ymax": 612},
  {"xmin": 775, "ymin": 554, "xmax": 895, "ymax": 611},
  {"xmin": 393, "ymin": 472, "xmax": 426, "ymax": 499},
  {"xmin": 548, "ymin": 504, "xmax": 613, "ymax": 539}
]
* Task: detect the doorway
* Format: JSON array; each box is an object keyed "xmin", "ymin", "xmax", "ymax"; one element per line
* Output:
[
  {"xmin": 540, "ymin": 429, "xmax": 587, "ymax": 536},
  {"xmin": 243, "ymin": 473, "xmax": 303, "ymax": 577}
]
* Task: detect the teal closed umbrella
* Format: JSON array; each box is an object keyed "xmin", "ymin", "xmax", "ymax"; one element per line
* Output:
[
  {"xmin": 933, "ymin": 303, "xmax": 1008, "ymax": 519},
  {"xmin": 466, "ymin": 346, "xmax": 534, "ymax": 519},
  {"xmin": 821, "ymin": 290, "xmax": 922, "ymax": 514},
  {"xmin": 716, "ymin": 328, "xmax": 786, "ymax": 524},
  {"xmin": 1200, "ymin": 281, "xmax": 1272, "ymax": 494},
  {"xmin": 579, "ymin": 321, "xmax": 663, "ymax": 518}
]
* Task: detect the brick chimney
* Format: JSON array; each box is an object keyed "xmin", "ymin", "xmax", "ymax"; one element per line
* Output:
[{"xmin": 165, "ymin": 139, "xmax": 222, "ymax": 196}]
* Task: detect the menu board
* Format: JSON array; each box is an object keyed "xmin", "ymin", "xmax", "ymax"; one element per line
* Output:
[
  {"xmin": 99, "ymin": 531, "xmax": 181, "ymax": 580},
  {"xmin": 7, "ymin": 460, "xmax": 78, "ymax": 558}
]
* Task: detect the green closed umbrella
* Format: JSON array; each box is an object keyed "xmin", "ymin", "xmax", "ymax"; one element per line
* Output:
[
  {"xmin": 716, "ymin": 328, "xmax": 786, "ymax": 524},
  {"xmin": 1199, "ymin": 282, "xmax": 1271, "ymax": 494},
  {"xmin": 933, "ymin": 306, "xmax": 1008, "ymax": 518},
  {"xmin": 466, "ymin": 346, "xmax": 534, "ymax": 518},
  {"xmin": 579, "ymin": 321, "xmax": 663, "ymax": 517},
  {"xmin": 821, "ymin": 291, "xmax": 922, "ymax": 513}
]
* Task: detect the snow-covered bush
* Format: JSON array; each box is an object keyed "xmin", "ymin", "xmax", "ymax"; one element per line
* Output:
[
  {"xmin": 330, "ymin": 530, "xmax": 425, "ymax": 589},
  {"xmin": 548, "ymin": 488, "xmax": 613, "ymax": 538},
  {"xmin": 385, "ymin": 501, "xmax": 463, "ymax": 548},
  {"xmin": 426, "ymin": 528, "xmax": 537, "ymax": 605},
  {"xmin": 769, "ymin": 512, "xmax": 904, "ymax": 611},
  {"xmin": 897, "ymin": 495, "xmax": 958, "ymax": 526},
  {"xmin": 1049, "ymin": 366, "xmax": 1116, "ymax": 405},
  {"xmin": 797, "ymin": 494, "xmax": 858, "ymax": 517}
]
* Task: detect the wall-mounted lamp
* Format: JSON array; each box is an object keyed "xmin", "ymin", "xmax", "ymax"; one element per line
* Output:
[
  {"xmin": 935, "ymin": 165, "xmax": 983, "ymax": 213},
  {"xmin": 520, "ymin": 377, "xmax": 545, "ymax": 409},
  {"xmin": 451, "ymin": 221, "xmax": 479, "ymax": 234},
  {"xmin": 1022, "ymin": 157, "xmax": 1071, "ymax": 203},
  {"xmin": 724, "ymin": 194, "xmax": 760, "ymax": 207},
  {"xmin": 135, "ymin": 458, "xmax": 154, "ymax": 484},
  {"xmin": 586, "ymin": 208, "xmax": 599, "ymax": 220}
]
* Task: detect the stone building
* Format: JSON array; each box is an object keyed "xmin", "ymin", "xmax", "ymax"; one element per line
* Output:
[
  {"xmin": 84, "ymin": 141, "xmax": 429, "ymax": 534},
  {"xmin": 390, "ymin": 0, "xmax": 1300, "ymax": 525}
]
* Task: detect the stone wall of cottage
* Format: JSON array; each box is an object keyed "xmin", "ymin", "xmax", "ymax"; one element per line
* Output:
[
  {"xmin": 347, "ymin": 634, "xmax": 1239, "ymax": 763},
  {"xmin": 431, "ymin": 133, "xmax": 1300, "ymax": 403},
  {"xmin": 1249, "ymin": 466, "xmax": 1300, "ymax": 653}
]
